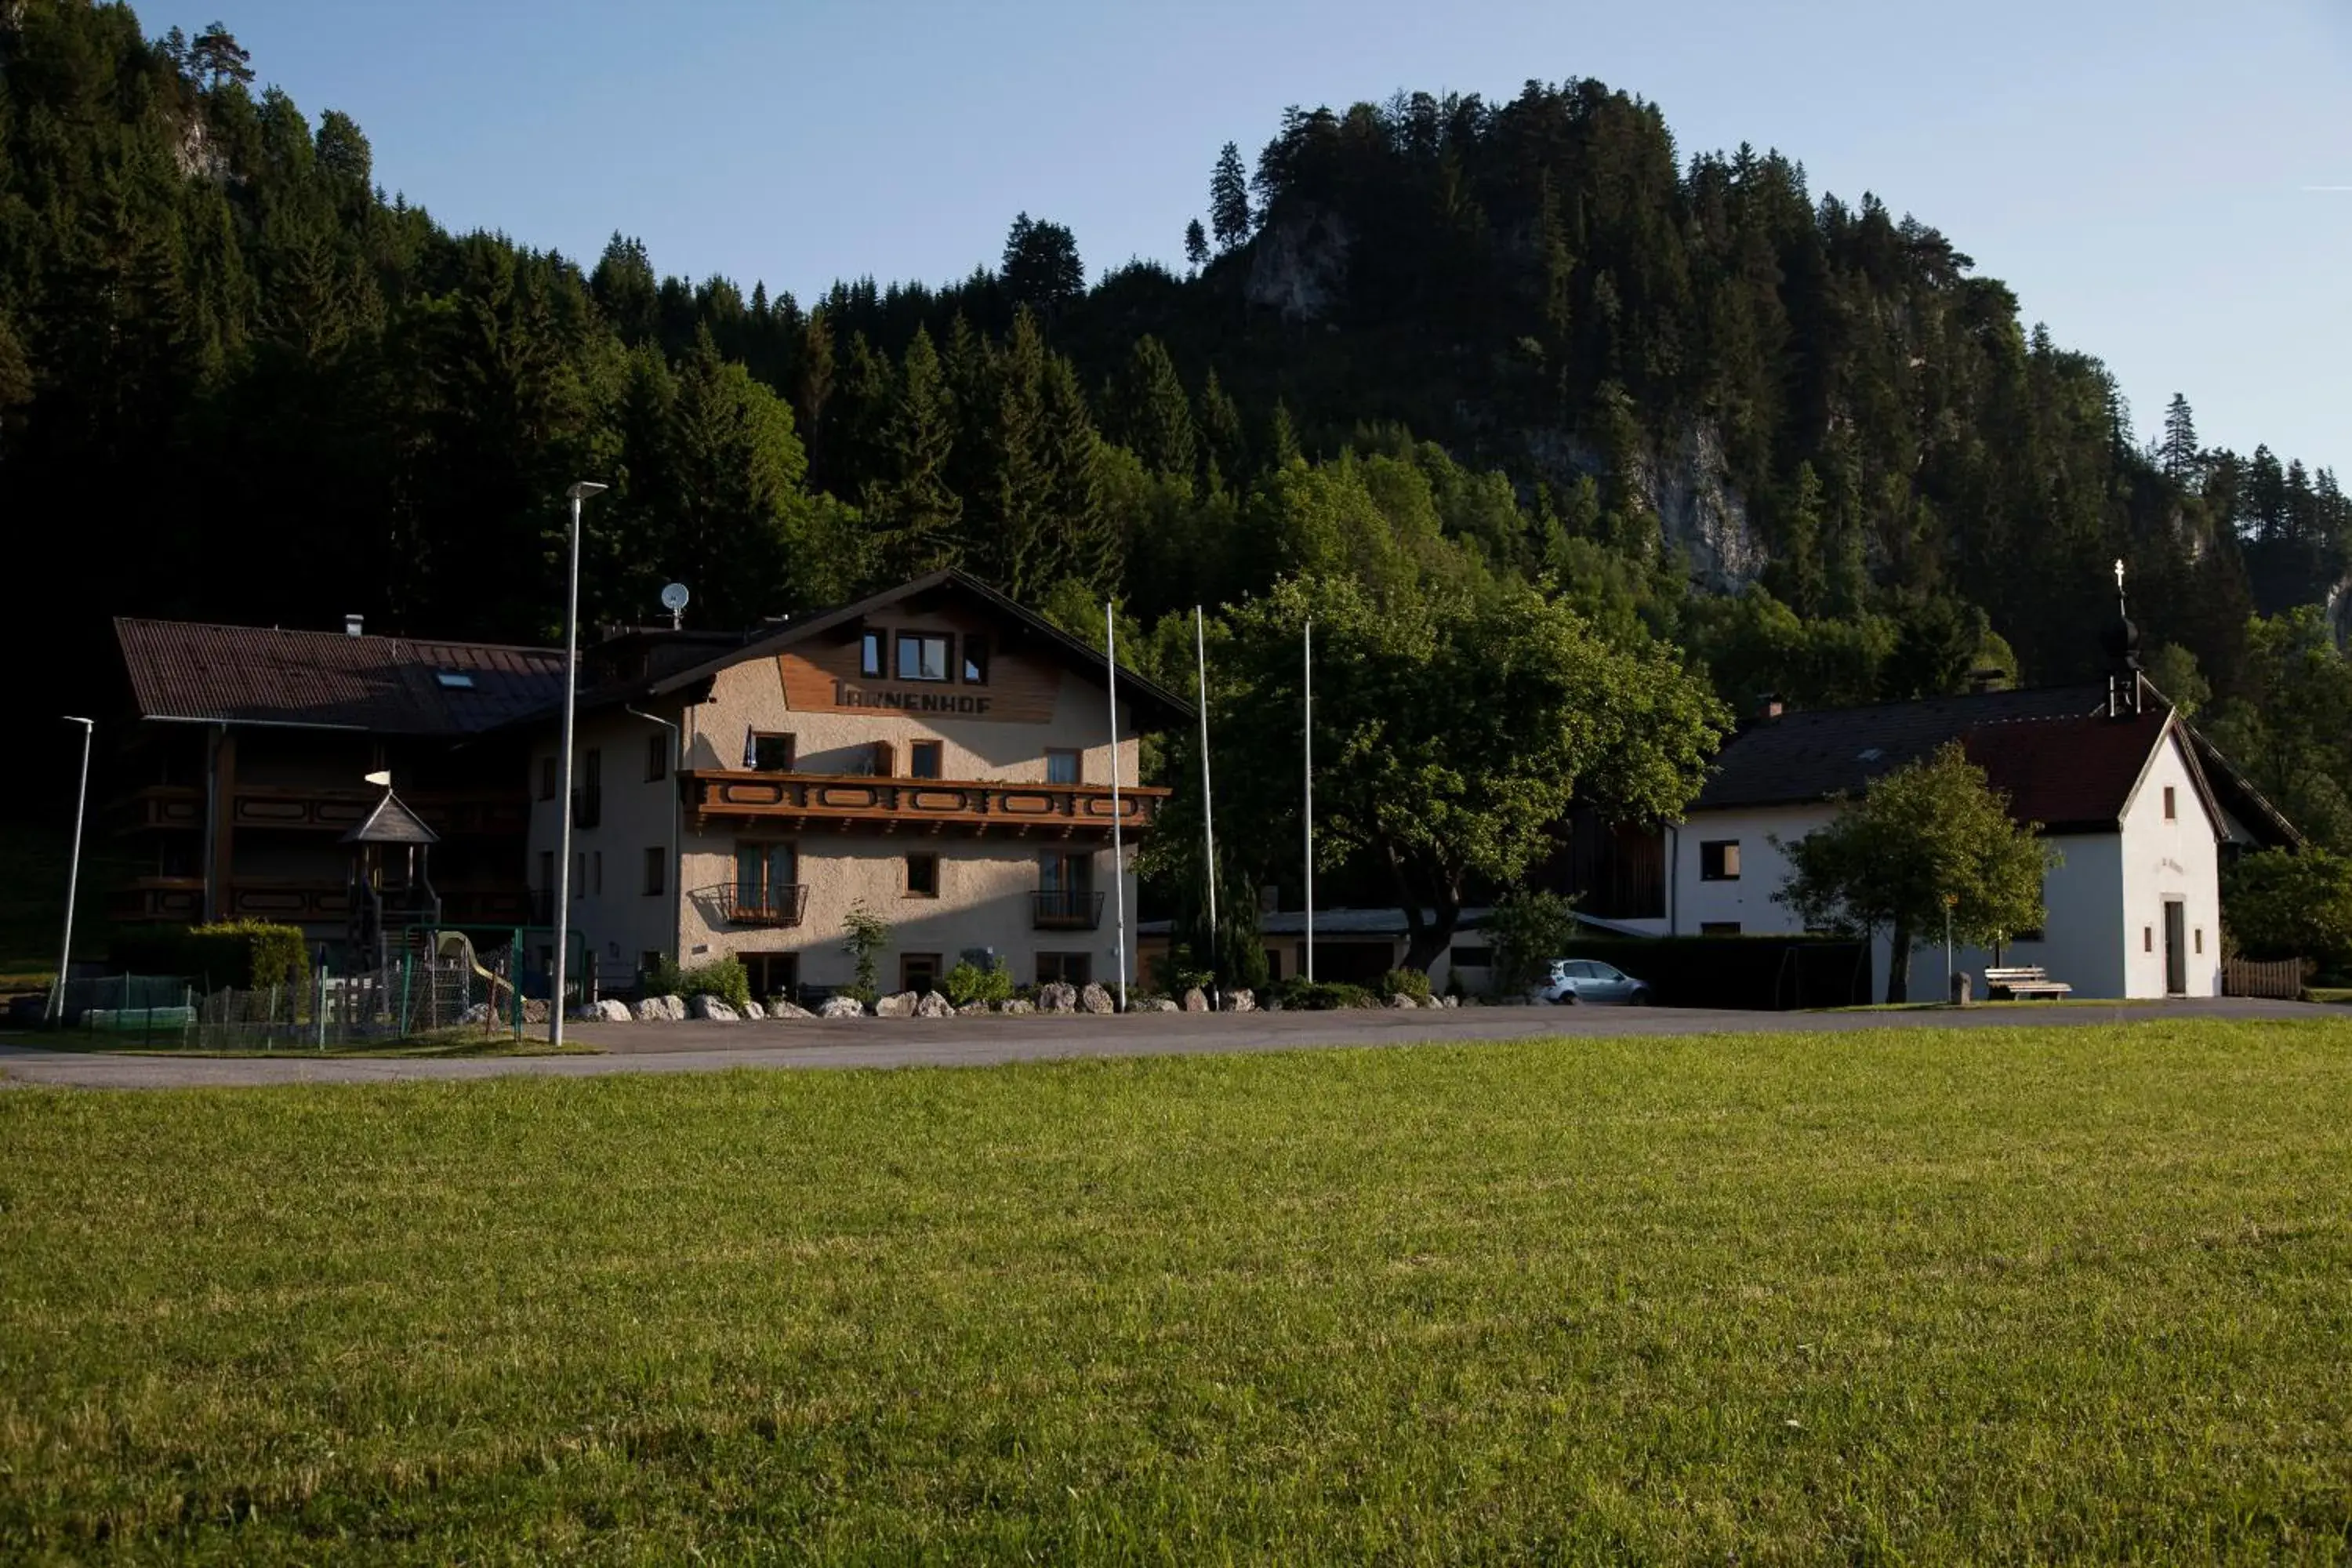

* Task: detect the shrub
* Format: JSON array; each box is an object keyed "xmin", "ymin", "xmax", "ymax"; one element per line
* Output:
[
  {"xmin": 1379, "ymin": 967, "xmax": 1432, "ymax": 1002},
  {"xmin": 2223, "ymin": 848, "xmax": 2352, "ymax": 975},
  {"xmin": 1265, "ymin": 978, "xmax": 1377, "ymax": 1011},
  {"xmin": 946, "ymin": 958, "xmax": 1014, "ymax": 1008},
  {"xmin": 662, "ymin": 954, "xmax": 750, "ymax": 1010},
  {"xmin": 1485, "ymin": 891, "xmax": 1581, "ymax": 993},
  {"xmin": 840, "ymin": 902, "xmax": 889, "ymax": 998},
  {"xmin": 1152, "ymin": 944, "xmax": 1215, "ymax": 996}
]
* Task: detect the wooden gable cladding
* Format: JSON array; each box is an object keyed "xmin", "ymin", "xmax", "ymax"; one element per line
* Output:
[{"xmin": 776, "ymin": 608, "xmax": 1062, "ymax": 724}]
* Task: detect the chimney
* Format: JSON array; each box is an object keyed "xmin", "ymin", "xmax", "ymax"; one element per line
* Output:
[
  {"xmin": 344, "ymin": 614, "xmax": 364, "ymax": 638},
  {"xmin": 1260, "ymin": 884, "xmax": 1281, "ymax": 916}
]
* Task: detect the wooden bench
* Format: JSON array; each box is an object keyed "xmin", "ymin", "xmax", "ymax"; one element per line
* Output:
[{"xmin": 1982, "ymin": 966, "xmax": 2072, "ymax": 1000}]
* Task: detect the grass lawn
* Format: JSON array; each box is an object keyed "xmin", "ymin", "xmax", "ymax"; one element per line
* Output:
[{"xmin": 3, "ymin": 1021, "xmax": 2349, "ymax": 1563}]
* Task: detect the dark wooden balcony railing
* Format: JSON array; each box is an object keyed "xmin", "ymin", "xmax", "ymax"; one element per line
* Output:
[
  {"xmin": 1030, "ymin": 889, "xmax": 1106, "ymax": 931},
  {"xmin": 682, "ymin": 770, "xmax": 1168, "ymax": 837},
  {"xmin": 117, "ymin": 877, "xmax": 532, "ymax": 927},
  {"xmin": 695, "ymin": 883, "xmax": 811, "ymax": 927},
  {"xmin": 116, "ymin": 783, "xmax": 531, "ymax": 837}
]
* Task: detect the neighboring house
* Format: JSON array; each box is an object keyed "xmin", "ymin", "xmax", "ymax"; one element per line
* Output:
[
  {"xmin": 528, "ymin": 571, "xmax": 1190, "ymax": 1000},
  {"xmin": 1668, "ymin": 673, "xmax": 2298, "ymax": 1000},
  {"xmin": 111, "ymin": 615, "xmax": 561, "ymax": 953}
]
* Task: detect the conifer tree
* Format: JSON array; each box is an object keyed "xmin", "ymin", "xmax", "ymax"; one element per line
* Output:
[
  {"xmin": 1210, "ymin": 141, "xmax": 1252, "ymax": 251},
  {"xmin": 1184, "ymin": 219, "xmax": 1210, "ymax": 273},
  {"xmin": 1266, "ymin": 400, "xmax": 1304, "ymax": 470},
  {"xmin": 1040, "ymin": 353, "xmax": 1118, "ymax": 593},
  {"xmin": 1197, "ymin": 368, "xmax": 1247, "ymax": 492},
  {"xmin": 2161, "ymin": 394, "xmax": 2200, "ymax": 485},
  {"xmin": 862, "ymin": 325, "xmax": 962, "ymax": 578},
  {"xmin": 1116, "ymin": 336, "xmax": 1197, "ymax": 484}
]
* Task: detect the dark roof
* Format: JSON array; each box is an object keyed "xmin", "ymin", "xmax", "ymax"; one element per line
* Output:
[
  {"xmin": 1693, "ymin": 684, "xmax": 2107, "ymax": 811},
  {"xmin": 1959, "ymin": 710, "xmax": 2193, "ymax": 834},
  {"xmin": 116, "ymin": 619, "xmax": 564, "ymax": 735},
  {"xmin": 601, "ymin": 569, "xmax": 1192, "ymax": 728},
  {"xmin": 340, "ymin": 790, "xmax": 441, "ymax": 845}
]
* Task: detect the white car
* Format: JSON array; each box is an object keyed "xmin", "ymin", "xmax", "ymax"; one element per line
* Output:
[{"xmin": 1532, "ymin": 958, "xmax": 1652, "ymax": 1006}]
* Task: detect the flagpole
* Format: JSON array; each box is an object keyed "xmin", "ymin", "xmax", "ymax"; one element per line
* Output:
[
  {"xmin": 1106, "ymin": 602, "xmax": 1127, "ymax": 1012},
  {"xmin": 1304, "ymin": 618, "xmax": 1314, "ymax": 985},
  {"xmin": 1196, "ymin": 606, "xmax": 1220, "ymax": 1009}
]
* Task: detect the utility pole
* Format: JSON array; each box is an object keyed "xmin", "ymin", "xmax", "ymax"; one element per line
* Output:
[
  {"xmin": 47, "ymin": 717, "xmax": 95, "ymax": 1023},
  {"xmin": 550, "ymin": 480, "xmax": 607, "ymax": 1045}
]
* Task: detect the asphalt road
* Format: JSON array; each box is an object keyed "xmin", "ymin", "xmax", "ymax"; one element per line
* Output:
[{"xmin": 0, "ymin": 996, "xmax": 2324, "ymax": 1090}]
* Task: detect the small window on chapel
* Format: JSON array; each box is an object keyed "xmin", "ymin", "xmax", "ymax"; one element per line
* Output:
[{"xmin": 2163, "ymin": 786, "xmax": 2177, "ymax": 822}]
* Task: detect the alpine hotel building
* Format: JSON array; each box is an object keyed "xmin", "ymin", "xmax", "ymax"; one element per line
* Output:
[{"xmin": 528, "ymin": 572, "xmax": 1189, "ymax": 1001}]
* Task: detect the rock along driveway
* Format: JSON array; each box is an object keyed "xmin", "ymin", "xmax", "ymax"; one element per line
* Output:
[{"xmin": 0, "ymin": 996, "xmax": 2321, "ymax": 1091}]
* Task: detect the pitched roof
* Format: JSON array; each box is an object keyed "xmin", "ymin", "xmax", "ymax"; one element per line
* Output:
[
  {"xmin": 340, "ymin": 790, "xmax": 441, "ymax": 845},
  {"xmin": 1958, "ymin": 709, "xmax": 2193, "ymax": 834},
  {"xmin": 1692, "ymin": 684, "xmax": 2107, "ymax": 811},
  {"xmin": 114, "ymin": 619, "xmax": 565, "ymax": 735},
  {"xmin": 614, "ymin": 568, "xmax": 1192, "ymax": 727}
]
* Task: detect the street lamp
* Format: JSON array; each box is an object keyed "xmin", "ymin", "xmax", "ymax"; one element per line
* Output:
[
  {"xmin": 550, "ymin": 480, "xmax": 608, "ymax": 1046},
  {"xmin": 46, "ymin": 717, "xmax": 95, "ymax": 1024}
]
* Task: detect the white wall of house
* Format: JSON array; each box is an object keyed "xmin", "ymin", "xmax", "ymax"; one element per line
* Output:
[
  {"xmin": 2118, "ymin": 731, "xmax": 2223, "ymax": 998},
  {"xmin": 1669, "ymin": 730, "xmax": 2223, "ymax": 1001}
]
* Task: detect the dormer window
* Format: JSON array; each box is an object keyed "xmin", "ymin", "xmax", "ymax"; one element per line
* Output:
[
  {"xmin": 859, "ymin": 630, "xmax": 884, "ymax": 677},
  {"xmin": 895, "ymin": 632, "xmax": 951, "ymax": 682},
  {"xmin": 434, "ymin": 670, "xmax": 476, "ymax": 690},
  {"xmin": 963, "ymin": 633, "xmax": 991, "ymax": 684}
]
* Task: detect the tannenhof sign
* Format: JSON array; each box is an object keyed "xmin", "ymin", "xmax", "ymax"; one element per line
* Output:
[{"xmin": 776, "ymin": 648, "xmax": 1060, "ymax": 724}]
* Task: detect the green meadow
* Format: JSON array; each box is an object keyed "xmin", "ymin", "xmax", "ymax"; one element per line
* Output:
[{"xmin": 3, "ymin": 1019, "xmax": 2349, "ymax": 1563}]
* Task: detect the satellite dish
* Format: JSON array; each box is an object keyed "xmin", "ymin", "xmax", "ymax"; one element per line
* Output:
[{"xmin": 659, "ymin": 582, "xmax": 690, "ymax": 630}]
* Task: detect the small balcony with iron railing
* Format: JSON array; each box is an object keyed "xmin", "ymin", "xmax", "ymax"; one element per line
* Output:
[
  {"xmin": 693, "ymin": 883, "xmax": 811, "ymax": 927},
  {"xmin": 1030, "ymin": 888, "xmax": 1106, "ymax": 931}
]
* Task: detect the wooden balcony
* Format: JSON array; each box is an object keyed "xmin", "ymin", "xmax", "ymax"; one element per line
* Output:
[
  {"xmin": 113, "ymin": 878, "xmax": 532, "ymax": 927},
  {"xmin": 683, "ymin": 770, "xmax": 1171, "ymax": 838},
  {"xmin": 116, "ymin": 784, "xmax": 532, "ymax": 837}
]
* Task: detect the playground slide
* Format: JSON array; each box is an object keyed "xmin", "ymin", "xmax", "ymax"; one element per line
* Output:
[{"xmin": 434, "ymin": 931, "xmax": 515, "ymax": 1014}]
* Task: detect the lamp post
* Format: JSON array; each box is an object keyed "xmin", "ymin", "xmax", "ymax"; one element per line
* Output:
[
  {"xmin": 46, "ymin": 717, "xmax": 95, "ymax": 1024},
  {"xmin": 1944, "ymin": 891, "xmax": 1958, "ymax": 1004},
  {"xmin": 550, "ymin": 480, "xmax": 607, "ymax": 1045}
]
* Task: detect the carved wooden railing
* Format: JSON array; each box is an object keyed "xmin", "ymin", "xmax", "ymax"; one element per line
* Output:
[
  {"xmin": 682, "ymin": 771, "xmax": 1169, "ymax": 834},
  {"xmin": 117, "ymin": 784, "xmax": 531, "ymax": 836}
]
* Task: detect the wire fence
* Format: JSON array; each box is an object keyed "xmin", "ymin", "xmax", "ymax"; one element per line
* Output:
[{"xmin": 55, "ymin": 954, "xmax": 533, "ymax": 1051}]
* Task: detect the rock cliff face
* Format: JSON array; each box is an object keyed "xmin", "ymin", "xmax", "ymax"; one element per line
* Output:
[
  {"xmin": 1243, "ymin": 209, "xmax": 1353, "ymax": 323},
  {"xmin": 1242, "ymin": 205, "xmax": 1767, "ymax": 591},
  {"xmin": 1523, "ymin": 426, "xmax": 1766, "ymax": 591}
]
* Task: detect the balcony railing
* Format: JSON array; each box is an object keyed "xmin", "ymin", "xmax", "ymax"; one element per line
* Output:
[
  {"xmin": 1031, "ymin": 889, "xmax": 1106, "ymax": 931},
  {"xmin": 682, "ymin": 770, "xmax": 1169, "ymax": 837},
  {"xmin": 695, "ymin": 883, "xmax": 811, "ymax": 927},
  {"xmin": 114, "ymin": 783, "xmax": 531, "ymax": 837},
  {"xmin": 118, "ymin": 877, "xmax": 535, "ymax": 927}
]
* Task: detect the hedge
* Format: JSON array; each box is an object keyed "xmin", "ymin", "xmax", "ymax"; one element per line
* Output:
[
  {"xmin": 107, "ymin": 921, "xmax": 311, "ymax": 993},
  {"xmin": 1555, "ymin": 936, "xmax": 1871, "ymax": 1011}
]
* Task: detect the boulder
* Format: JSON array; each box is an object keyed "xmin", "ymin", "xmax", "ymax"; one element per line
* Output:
[
  {"xmin": 915, "ymin": 990, "xmax": 953, "ymax": 1018},
  {"xmin": 1038, "ymin": 982, "xmax": 1078, "ymax": 1014},
  {"xmin": 817, "ymin": 995, "xmax": 866, "ymax": 1018},
  {"xmin": 521, "ymin": 998, "xmax": 550, "ymax": 1025},
  {"xmin": 1387, "ymin": 993, "xmax": 1419, "ymax": 1009},
  {"xmin": 1181, "ymin": 986, "xmax": 1210, "ymax": 1013},
  {"xmin": 1079, "ymin": 982, "xmax": 1115, "ymax": 1014},
  {"xmin": 956, "ymin": 1000, "xmax": 991, "ymax": 1016},
  {"xmin": 462, "ymin": 1001, "xmax": 491, "ymax": 1025},
  {"xmin": 572, "ymin": 999, "xmax": 630, "ymax": 1022},
  {"xmin": 874, "ymin": 991, "xmax": 918, "ymax": 1018},
  {"xmin": 1440, "ymin": 995, "xmax": 1461, "ymax": 1009},
  {"xmin": 690, "ymin": 994, "xmax": 740, "ymax": 1022},
  {"xmin": 636, "ymin": 993, "xmax": 686, "ymax": 1022},
  {"xmin": 1138, "ymin": 996, "xmax": 1179, "ymax": 1012},
  {"xmin": 768, "ymin": 999, "xmax": 815, "ymax": 1019},
  {"xmin": 1000, "ymin": 997, "xmax": 1036, "ymax": 1014},
  {"xmin": 1224, "ymin": 989, "xmax": 1258, "ymax": 1013},
  {"xmin": 742, "ymin": 1000, "xmax": 766, "ymax": 1020}
]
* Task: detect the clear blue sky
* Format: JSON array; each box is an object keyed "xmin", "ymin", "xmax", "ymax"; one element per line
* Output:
[{"xmin": 169, "ymin": 0, "xmax": 2347, "ymax": 471}]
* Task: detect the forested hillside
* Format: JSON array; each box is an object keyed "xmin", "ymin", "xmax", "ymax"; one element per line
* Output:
[{"xmin": 5, "ymin": 1, "xmax": 2350, "ymax": 848}]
